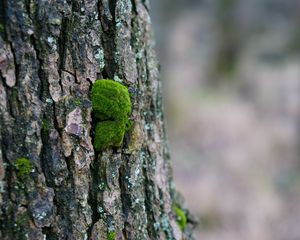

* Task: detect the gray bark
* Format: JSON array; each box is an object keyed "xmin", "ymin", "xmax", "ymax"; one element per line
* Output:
[{"xmin": 0, "ymin": 0, "xmax": 195, "ymax": 239}]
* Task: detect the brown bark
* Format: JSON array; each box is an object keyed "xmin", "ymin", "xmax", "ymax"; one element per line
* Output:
[{"xmin": 0, "ymin": 0, "xmax": 195, "ymax": 239}]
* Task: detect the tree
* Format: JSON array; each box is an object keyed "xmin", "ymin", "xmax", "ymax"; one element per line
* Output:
[{"xmin": 0, "ymin": 0, "xmax": 195, "ymax": 239}]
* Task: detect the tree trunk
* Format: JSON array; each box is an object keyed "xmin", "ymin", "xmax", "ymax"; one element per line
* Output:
[{"xmin": 0, "ymin": 0, "xmax": 194, "ymax": 239}]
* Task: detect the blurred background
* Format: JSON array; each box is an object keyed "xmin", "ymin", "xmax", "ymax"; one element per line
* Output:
[{"xmin": 150, "ymin": 0, "xmax": 300, "ymax": 239}]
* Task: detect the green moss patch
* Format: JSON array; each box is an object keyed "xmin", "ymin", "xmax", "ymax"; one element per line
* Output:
[
  {"xmin": 107, "ymin": 230, "xmax": 116, "ymax": 240},
  {"xmin": 0, "ymin": 24, "xmax": 4, "ymax": 33},
  {"xmin": 41, "ymin": 118, "xmax": 50, "ymax": 135},
  {"xmin": 14, "ymin": 158, "xmax": 32, "ymax": 177},
  {"xmin": 91, "ymin": 79, "xmax": 132, "ymax": 150},
  {"xmin": 173, "ymin": 205, "xmax": 187, "ymax": 231}
]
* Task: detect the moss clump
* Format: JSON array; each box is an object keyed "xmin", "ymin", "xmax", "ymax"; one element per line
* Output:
[
  {"xmin": 73, "ymin": 98, "xmax": 81, "ymax": 106},
  {"xmin": 107, "ymin": 230, "xmax": 116, "ymax": 240},
  {"xmin": 173, "ymin": 205, "xmax": 187, "ymax": 231},
  {"xmin": 14, "ymin": 158, "xmax": 32, "ymax": 177},
  {"xmin": 41, "ymin": 118, "xmax": 50, "ymax": 135},
  {"xmin": 14, "ymin": 212, "xmax": 30, "ymax": 240},
  {"xmin": 91, "ymin": 79, "xmax": 132, "ymax": 150},
  {"xmin": 16, "ymin": 212, "xmax": 30, "ymax": 226}
]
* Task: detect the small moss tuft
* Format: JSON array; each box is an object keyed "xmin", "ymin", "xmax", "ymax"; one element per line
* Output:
[
  {"xmin": 0, "ymin": 24, "xmax": 4, "ymax": 33},
  {"xmin": 107, "ymin": 230, "xmax": 116, "ymax": 240},
  {"xmin": 14, "ymin": 158, "xmax": 32, "ymax": 177},
  {"xmin": 41, "ymin": 118, "xmax": 50, "ymax": 135},
  {"xmin": 173, "ymin": 205, "xmax": 187, "ymax": 231},
  {"xmin": 91, "ymin": 79, "xmax": 132, "ymax": 150},
  {"xmin": 74, "ymin": 98, "xmax": 81, "ymax": 106}
]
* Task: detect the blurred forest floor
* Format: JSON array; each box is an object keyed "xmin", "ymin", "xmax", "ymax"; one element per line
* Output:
[{"xmin": 151, "ymin": 1, "xmax": 300, "ymax": 239}]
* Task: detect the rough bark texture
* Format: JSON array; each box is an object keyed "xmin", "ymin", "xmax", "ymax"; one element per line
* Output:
[{"xmin": 0, "ymin": 0, "xmax": 195, "ymax": 239}]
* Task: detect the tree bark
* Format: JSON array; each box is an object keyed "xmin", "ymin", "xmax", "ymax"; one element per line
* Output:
[{"xmin": 0, "ymin": 0, "xmax": 194, "ymax": 239}]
